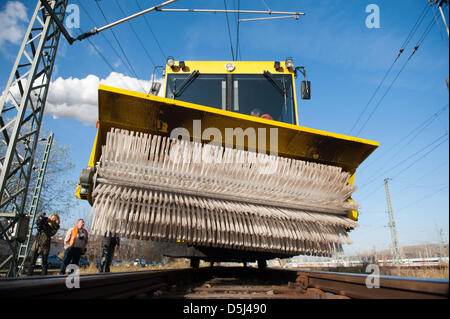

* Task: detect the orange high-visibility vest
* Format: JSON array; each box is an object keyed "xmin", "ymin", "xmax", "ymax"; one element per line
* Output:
[{"xmin": 68, "ymin": 227, "xmax": 87, "ymax": 247}]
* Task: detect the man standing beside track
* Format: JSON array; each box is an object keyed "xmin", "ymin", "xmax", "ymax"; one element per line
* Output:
[
  {"xmin": 60, "ymin": 219, "xmax": 88, "ymax": 274},
  {"xmin": 98, "ymin": 233, "xmax": 120, "ymax": 273}
]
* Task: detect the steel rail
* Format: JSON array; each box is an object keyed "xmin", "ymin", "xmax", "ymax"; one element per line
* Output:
[
  {"xmin": 0, "ymin": 267, "xmax": 447, "ymax": 299},
  {"xmin": 296, "ymin": 269, "xmax": 448, "ymax": 299},
  {"xmin": 0, "ymin": 268, "xmax": 202, "ymax": 299}
]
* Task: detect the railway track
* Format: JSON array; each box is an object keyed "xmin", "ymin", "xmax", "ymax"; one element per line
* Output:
[{"xmin": 0, "ymin": 267, "xmax": 447, "ymax": 299}]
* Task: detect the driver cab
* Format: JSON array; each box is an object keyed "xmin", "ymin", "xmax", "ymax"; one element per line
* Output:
[{"xmin": 163, "ymin": 60, "xmax": 300, "ymax": 125}]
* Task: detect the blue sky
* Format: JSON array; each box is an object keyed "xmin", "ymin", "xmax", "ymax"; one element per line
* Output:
[{"xmin": 0, "ymin": 0, "xmax": 448, "ymax": 256}]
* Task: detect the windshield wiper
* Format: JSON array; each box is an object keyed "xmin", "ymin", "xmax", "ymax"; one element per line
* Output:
[
  {"xmin": 263, "ymin": 71, "xmax": 287, "ymax": 112},
  {"xmin": 173, "ymin": 70, "xmax": 200, "ymax": 98}
]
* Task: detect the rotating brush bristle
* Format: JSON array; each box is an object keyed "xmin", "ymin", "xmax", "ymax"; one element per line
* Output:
[{"xmin": 90, "ymin": 128, "xmax": 359, "ymax": 256}]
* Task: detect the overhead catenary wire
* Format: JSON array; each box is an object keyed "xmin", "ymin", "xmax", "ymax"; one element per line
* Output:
[
  {"xmin": 94, "ymin": 0, "xmax": 146, "ymax": 92},
  {"xmin": 76, "ymin": 30, "xmax": 134, "ymax": 95},
  {"xmin": 85, "ymin": 36, "xmax": 116, "ymax": 72},
  {"xmin": 233, "ymin": 0, "xmax": 242, "ymax": 59},
  {"xmin": 114, "ymin": 0, "xmax": 157, "ymax": 67},
  {"xmin": 236, "ymin": 0, "xmax": 241, "ymax": 60},
  {"xmin": 87, "ymin": 39, "xmax": 141, "ymax": 90},
  {"xmin": 391, "ymin": 136, "xmax": 449, "ymax": 179},
  {"xmin": 233, "ymin": 0, "xmax": 238, "ymax": 25},
  {"xmin": 348, "ymin": 61, "xmax": 397, "ymax": 135},
  {"xmin": 134, "ymin": 0, "xmax": 167, "ymax": 60},
  {"xmin": 357, "ymin": 225, "xmax": 387, "ymax": 234},
  {"xmin": 358, "ymin": 104, "xmax": 449, "ymax": 178},
  {"xmin": 395, "ymin": 182, "xmax": 449, "ymax": 190},
  {"xmin": 358, "ymin": 132, "xmax": 449, "ymax": 194},
  {"xmin": 224, "ymin": 0, "xmax": 236, "ymax": 61},
  {"xmin": 397, "ymin": 185, "xmax": 449, "ymax": 213},
  {"xmin": 356, "ymin": 139, "xmax": 449, "ymax": 203},
  {"xmin": 400, "ymin": 3, "xmax": 432, "ymax": 52},
  {"xmin": 416, "ymin": 14, "xmax": 440, "ymax": 48},
  {"xmin": 76, "ymin": 0, "xmax": 145, "ymax": 91},
  {"xmin": 354, "ymin": 40, "xmax": 429, "ymax": 137},
  {"xmin": 398, "ymin": 160, "xmax": 449, "ymax": 185},
  {"xmin": 261, "ymin": 0, "xmax": 271, "ymax": 12},
  {"xmin": 349, "ymin": 3, "xmax": 432, "ymax": 135}
]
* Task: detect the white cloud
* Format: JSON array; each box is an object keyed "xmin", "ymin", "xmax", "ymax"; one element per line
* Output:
[
  {"xmin": 45, "ymin": 72, "xmax": 164, "ymax": 125},
  {"xmin": 2, "ymin": 72, "xmax": 163, "ymax": 126},
  {"xmin": 0, "ymin": 1, "xmax": 28, "ymax": 48}
]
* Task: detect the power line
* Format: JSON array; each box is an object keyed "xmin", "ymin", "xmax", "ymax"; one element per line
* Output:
[
  {"xmin": 348, "ymin": 61, "xmax": 397, "ymax": 135},
  {"xmin": 400, "ymin": 2, "xmax": 431, "ymax": 51},
  {"xmin": 356, "ymin": 14, "xmax": 439, "ymax": 134},
  {"xmin": 354, "ymin": 48, "xmax": 417, "ymax": 136},
  {"xmin": 397, "ymin": 185, "xmax": 449, "ymax": 213},
  {"xmin": 94, "ymin": 0, "xmax": 146, "ymax": 92},
  {"xmin": 355, "ymin": 13, "xmax": 437, "ymax": 136},
  {"xmin": 416, "ymin": 15, "xmax": 440, "ymax": 48},
  {"xmin": 224, "ymin": 0, "xmax": 235, "ymax": 61},
  {"xmin": 236, "ymin": 0, "xmax": 241, "ymax": 60},
  {"xmin": 233, "ymin": 0, "xmax": 238, "ymax": 26},
  {"xmin": 349, "ymin": 3, "xmax": 431, "ymax": 135},
  {"xmin": 134, "ymin": 0, "xmax": 167, "ymax": 60},
  {"xmin": 399, "ymin": 160, "xmax": 449, "ymax": 184},
  {"xmin": 77, "ymin": 0, "xmax": 145, "ymax": 91},
  {"xmin": 358, "ymin": 133, "xmax": 449, "ymax": 199},
  {"xmin": 261, "ymin": 0, "xmax": 271, "ymax": 12},
  {"xmin": 114, "ymin": 0, "xmax": 156, "ymax": 67},
  {"xmin": 369, "ymin": 133, "xmax": 448, "ymax": 185},
  {"xmin": 359, "ymin": 104, "xmax": 449, "ymax": 177},
  {"xmin": 85, "ymin": 36, "xmax": 116, "ymax": 72},
  {"xmin": 76, "ymin": 29, "xmax": 140, "ymax": 93},
  {"xmin": 391, "ymin": 136, "xmax": 449, "ymax": 179}
]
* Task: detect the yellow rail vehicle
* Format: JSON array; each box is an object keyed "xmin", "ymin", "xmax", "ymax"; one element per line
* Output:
[{"xmin": 76, "ymin": 59, "xmax": 378, "ymax": 267}]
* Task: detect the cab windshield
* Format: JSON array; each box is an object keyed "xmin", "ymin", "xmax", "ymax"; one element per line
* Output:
[{"xmin": 166, "ymin": 73, "xmax": 296, "ymax": 125}]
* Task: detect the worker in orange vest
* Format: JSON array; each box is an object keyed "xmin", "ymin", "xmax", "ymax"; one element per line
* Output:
[
  {"xmin": 250, "ymin": 108, "xmax": 273, "ymax": 120},
  {"xmin": 59, "ymin": 219, "xmax": 88, "ymax": 275}
]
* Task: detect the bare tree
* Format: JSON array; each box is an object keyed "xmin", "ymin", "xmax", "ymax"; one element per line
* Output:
[
  {"xmin": 0, "ymin": 124, "xmax": 79, "ymax": 220},
  {"xmin": 31, "ymin": 132, "xmax": 80, "ymax": 219}
]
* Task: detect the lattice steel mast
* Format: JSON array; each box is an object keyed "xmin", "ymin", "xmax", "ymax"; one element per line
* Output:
[
  {"xmin": 384, "ymin": 178, "xmax": 402, "ymax": 264},
  {"xmin": 17, "ymin": 133, "xmax": 54, "ymax": 274},
  {"xmin": 0, "ymin": 0, "xmax": 69, "ymax": 277}
]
